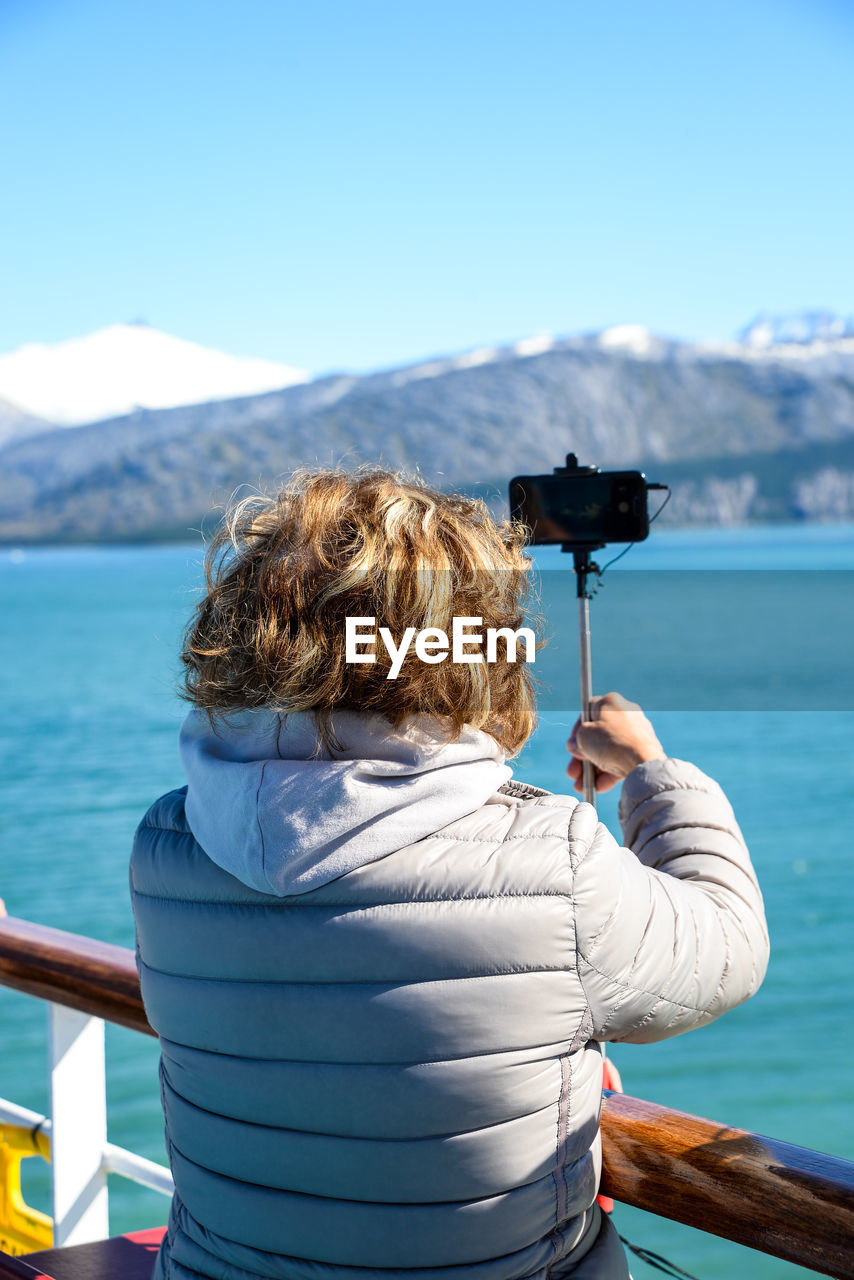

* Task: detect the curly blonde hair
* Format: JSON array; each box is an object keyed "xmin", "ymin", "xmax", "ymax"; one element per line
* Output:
[{"xmin": 181, "ymin": 469, "xmax": 537, "ymax": 754}]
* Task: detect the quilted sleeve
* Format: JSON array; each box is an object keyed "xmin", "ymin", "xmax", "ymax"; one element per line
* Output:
[{"xmin": 571, "ymin": 758, "xmax": 770, "ymax": 1044}]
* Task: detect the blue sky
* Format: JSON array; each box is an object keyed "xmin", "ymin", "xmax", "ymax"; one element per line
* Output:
[{"xmin": 1, "ymin": 0, "xmax": 852, "ymax": 373}]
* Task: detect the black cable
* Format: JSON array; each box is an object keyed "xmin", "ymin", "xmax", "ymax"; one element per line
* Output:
[
  {"xmin": 617, "ymin": 1233, "xmax": 703, "ymax": 1280},
  {"xmin": 596, "ymin": 541, "xmax": 634, "ymax": 574},
  {"xmin": 647, "ymin": 484, "xmax": 672, "ymax": 525}
]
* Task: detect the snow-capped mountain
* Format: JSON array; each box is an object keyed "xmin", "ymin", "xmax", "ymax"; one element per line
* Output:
[
  {"xmin": 3, "ymin": 306, "xmax": 854, "ymax": 545},
  {"xmin": 3, "ymin": 310, "xmax": 854, "ymax": 542},
  {"xmin": 0, "ymin": 323, "xmax": 309, "ymax": 427},
  {"xmin": 738, "ymin": 310, "xmax": 854, "ymax": 348},
  {"xmin": 3, "ymin": 313, "xmax": 854, "ymax": 440}
]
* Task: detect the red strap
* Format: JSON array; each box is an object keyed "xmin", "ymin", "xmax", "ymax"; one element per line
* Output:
[{"xmin": 597, "ymin": 1058, "xmax": 624, "ymax": 1213}]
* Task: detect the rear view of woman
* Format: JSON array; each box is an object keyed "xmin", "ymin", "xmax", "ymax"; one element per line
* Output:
[{"xmin": 131, "ymin": 469, "xmax": 769, "ymax": 1279}]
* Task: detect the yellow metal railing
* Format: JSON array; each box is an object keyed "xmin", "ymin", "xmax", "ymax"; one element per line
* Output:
[{"xmin": 0, "ymin": 1124, "xmax": 52, "ymax": 1254}]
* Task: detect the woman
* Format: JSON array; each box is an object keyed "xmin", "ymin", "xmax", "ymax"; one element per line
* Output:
[{"xmin": 131, "ymin": 469, "xmax": 769, "ymax": 1280}]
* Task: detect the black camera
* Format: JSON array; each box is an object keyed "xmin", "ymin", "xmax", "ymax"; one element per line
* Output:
[{"xmin": 509, "ymin": 455, "xmax": 652, "ymax": 547}]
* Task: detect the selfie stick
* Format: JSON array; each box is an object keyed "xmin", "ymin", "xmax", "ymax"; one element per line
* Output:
[
  {"xmin": 572, "ymin": 548, "xmax": 601, "ymax": 806},
  {"xmin": 556, "ymin": 455, "xmax": 604, "ymax": 808}
]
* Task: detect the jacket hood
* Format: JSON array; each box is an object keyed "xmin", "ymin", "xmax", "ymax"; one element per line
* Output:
[{"xmin": 179, "ymin": 708, "xmax": 511, "ymax": 896}]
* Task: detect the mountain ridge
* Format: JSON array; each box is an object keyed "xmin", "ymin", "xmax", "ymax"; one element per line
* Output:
[
  {"xmin": 4, "ymin": 313, "xmax": 854, "ymax": 444},
  {"xmin": 3, "ymin": 328, "xmax": 854, "ymax": 542}
]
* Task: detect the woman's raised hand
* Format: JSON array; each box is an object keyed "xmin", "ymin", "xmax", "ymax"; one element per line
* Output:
[{"xmin": 566, "ymin": 692, "xmax": 665, "ymax": 793}]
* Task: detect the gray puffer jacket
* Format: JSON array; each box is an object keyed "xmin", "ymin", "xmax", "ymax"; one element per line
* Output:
[{"xmin": 131, "ymin": 729, "xmax": 769, "ymax": 1280}]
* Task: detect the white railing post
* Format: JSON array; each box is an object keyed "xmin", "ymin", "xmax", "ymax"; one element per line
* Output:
[{"xmin": 48, "ymin": 1003, "xmax": 110, "ymax": 1245}]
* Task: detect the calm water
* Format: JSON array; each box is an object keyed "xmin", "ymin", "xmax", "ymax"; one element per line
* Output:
[{"xmin": 1, "ymin": 525, "xmax": 853, "ymax": 1278}]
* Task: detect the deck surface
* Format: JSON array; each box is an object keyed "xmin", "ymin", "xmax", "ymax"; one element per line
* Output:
[{"xmin": 0, "ymin": 1228, "xmax": 166, "ymax": 1280}]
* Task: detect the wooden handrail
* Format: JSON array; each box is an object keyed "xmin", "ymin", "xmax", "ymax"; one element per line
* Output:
[
  {"xmin": 1, "ymin": 915, "xmax": 853, "ymax": 1278},
  {"xmin": 0, "ymin": 916, "xmax": 152, "ymax": 1037},
  {"xmin": 600, "ymin": 1092, "xmax": 854, "ymax": 1279}
]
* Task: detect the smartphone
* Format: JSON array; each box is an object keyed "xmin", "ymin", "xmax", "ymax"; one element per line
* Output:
[{"xmin": 509, "ymin": 471, "xmax": 650, "ymax": 545}]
